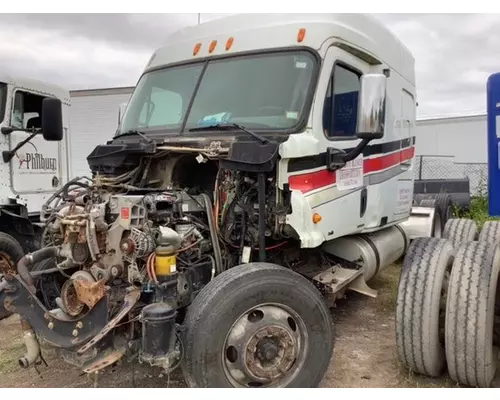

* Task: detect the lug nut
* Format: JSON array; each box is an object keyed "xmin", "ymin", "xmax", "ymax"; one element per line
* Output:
[{"xmin": 72, "ymin": 329, "xmax": 79, "ymax": 337}]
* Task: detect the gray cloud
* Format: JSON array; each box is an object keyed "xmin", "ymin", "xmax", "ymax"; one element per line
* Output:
[
  {"xmin": 0, "ymin": 13, "xmax": 498, "ymax": 117},
  {"xmin": 374, "ymin": 13, "xmax": 500, "ymax": 116}
]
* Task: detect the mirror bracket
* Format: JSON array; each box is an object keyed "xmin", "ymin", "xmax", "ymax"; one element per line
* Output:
[
  {"xmin": 326, "ymin": 148, "xmax": 347, "ymax": 171},
  {"xmin": 326, "ymin": 138, "xmax": 371, "ymax": 172},
  {"xmin": 2, "ymin": 130, "xmax": 39, "ymax": 163}
]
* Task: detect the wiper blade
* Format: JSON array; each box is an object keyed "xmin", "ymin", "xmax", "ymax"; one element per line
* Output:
[
  {"xmin": 115, "ymin": 130, "xmax": 152, "ymax": 143},
  {"xmin": 189, "ymin": 123, "xmax": 268, "ymax": 144}
]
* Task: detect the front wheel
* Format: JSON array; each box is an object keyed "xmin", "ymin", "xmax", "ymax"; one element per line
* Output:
[{"xmin": 181, "ymin": 262, "xmax": 334, "ymax": 388}]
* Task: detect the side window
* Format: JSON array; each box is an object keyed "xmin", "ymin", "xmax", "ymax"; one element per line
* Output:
[
  {"xmin": 323, "ymin": 64, "xmax": 361, "ymax": 138},
  {"xmin": 139, "ymin": 87, "xmax": 182, "ymax": 128},
  {"xmin": 12, "ymin": 90, "xmax": 45, "ymax": 131}
]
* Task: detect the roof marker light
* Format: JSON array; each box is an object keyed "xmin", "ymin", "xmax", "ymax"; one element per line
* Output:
[
  {"xmin": 297, "ymin": 28, "xmax": 306, "ymax": 43},
  {"xmin": 226, "ymin": 37, "xmax": 234, "ymax": 51},
  {"xmin": 193, "ymin": 43, "xmax": 201, "ymax": 56},
  {"xmin": 209, "ymin": 40, "xmax": 217, "ymax": 53}
]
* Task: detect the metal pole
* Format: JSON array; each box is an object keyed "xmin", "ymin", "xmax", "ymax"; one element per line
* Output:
[{"xmin": 197, "ymin": 13, "xmax": 201, "ymax": 25}]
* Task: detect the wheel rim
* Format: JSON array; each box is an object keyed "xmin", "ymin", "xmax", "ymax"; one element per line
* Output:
[{"xmin": 222, "ymin": 303, "xmax": 308, "ymax": 387}]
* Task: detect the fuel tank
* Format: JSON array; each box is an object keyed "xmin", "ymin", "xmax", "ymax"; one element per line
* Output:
[{"xmin": 322, "ymin": 225, "xmax": 408, "ymax": 281}]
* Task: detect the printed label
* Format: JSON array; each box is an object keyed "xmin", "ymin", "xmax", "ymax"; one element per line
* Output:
[
  {"xmin": 337, "ymin": 155, "xmax": 364, "ymax": 191},
  {"xmin": 395, "ymin": 181, "xmax": 413, "ymax": 215}
]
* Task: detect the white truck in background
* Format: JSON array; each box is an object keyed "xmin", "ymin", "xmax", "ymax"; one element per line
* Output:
[{"xmin": 0, "ymin": 73, "xmax": 70, "ymax": 317}]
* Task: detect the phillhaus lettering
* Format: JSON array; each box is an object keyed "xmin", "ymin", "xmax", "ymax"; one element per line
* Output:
[{"xmin": 24, "ymin": 153, "xmax": 57, "ymax": 171}]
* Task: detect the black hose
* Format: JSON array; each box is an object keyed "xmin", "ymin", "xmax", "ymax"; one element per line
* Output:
[
  {"xmin": 257, "ymin": 173, "xmax": 266, "ymax": 262},
  {"xmin": 17, "ymin": 247, "xmax": 59, "ymax": 289},
  {"xmin": 239, "ymin": 208, "xmax": 247, "ymax": 262},
  {"xmin": 200, "ymin": 194, "xmax": 224, "ymax": 275}
]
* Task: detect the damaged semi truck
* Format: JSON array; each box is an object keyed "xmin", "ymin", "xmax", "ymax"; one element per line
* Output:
[{"xmin": 0, "ymin": 13, "xmax": 481, "ymax": 388}]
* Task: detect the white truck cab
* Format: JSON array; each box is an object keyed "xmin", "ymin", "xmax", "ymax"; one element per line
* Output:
[
  {"xmin": 118, "ymin": 13, "xmax": 417, "ymax": 247},
  {"xmin": 0, "ymin": 72, "xmax": 67, "ymax": 288},
  {"xmin": 0, "ymin": 73, "xmax": 71, "ymax": 218}
]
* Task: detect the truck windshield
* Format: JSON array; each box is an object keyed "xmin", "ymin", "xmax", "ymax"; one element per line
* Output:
[
  {"xmin": 0, "ymin": 83, "xmax": 6, "ymax": 124},
  {"xmin": 118, "ymin": 50, "xmax": 317, "ymax": 135}
]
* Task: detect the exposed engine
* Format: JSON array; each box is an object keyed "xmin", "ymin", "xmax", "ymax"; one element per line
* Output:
[{"xmin": 16, "ymin": 153, "xmax": 295, "ymax": 373}]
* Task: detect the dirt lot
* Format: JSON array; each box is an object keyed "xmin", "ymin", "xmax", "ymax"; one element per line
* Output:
[{"xmin": 0, "ymin": 263, "xmax": 479, "ymax": 388}]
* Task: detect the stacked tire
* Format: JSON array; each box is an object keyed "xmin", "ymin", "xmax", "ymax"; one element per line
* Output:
[
  {"xmin": 396, "ymin": 217, "xmax": 500, "ymax": 388},
  {"xmin": 418, "ymin": 193, "xmax": 454, "ymax": 238}
]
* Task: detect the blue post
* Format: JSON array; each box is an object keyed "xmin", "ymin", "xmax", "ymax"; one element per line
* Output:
[{"xmin": 487, "ymin": 73, "xmax": 500, "ymax": 216}]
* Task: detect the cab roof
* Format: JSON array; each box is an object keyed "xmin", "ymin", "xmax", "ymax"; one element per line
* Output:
[
  {"xmin": 147, "ymin": 13, "xmax": 415, "ymax": 85},
  {"xmin": 0, "ymin": 71, "xmax": 70, "ymax": 104}
]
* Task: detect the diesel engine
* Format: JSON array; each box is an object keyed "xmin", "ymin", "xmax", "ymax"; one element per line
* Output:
[{"xmin": 7, "ymin": 149, "xmax": 295, "ymax": 375}]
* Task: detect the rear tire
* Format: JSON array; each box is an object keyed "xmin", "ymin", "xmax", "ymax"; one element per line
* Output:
[
  {"xmin": 478, "ymin": 221, "xmax": 500, "ymax": 245},
  {"xmin": 443, "ymin": 218, "xmax": 478, "ymax": 249},
  {"xmin": 396, "ymin": 237, "xmax": 455, "ymax": 377},
  {"xmin": 445, "ymin": 240, "xmax": 500, "ymax": 388},
  {"xmin": 181, "ymin": 262, "xmax": 334, "ymax": 388}
]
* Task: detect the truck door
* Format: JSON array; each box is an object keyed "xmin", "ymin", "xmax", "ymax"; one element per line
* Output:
[
  {"xmin": 8, "ymin": 89, "xmax": 62, "ymax": 200},
  {"xmin": 306, "ymin": 46, "xmax": 372, "ymax": 239}
]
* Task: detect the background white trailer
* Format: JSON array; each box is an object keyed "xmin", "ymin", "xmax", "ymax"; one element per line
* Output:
[
  {"xmin": 414, "ymin": 113, "xmax": 487, "ymax": 195},
  {"xmin": 69, "ymin": 86, "xmax": 134, "ymax": 178}
]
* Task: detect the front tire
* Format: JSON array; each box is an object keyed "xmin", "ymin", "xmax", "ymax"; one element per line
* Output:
[{"xmin": 181, "ymin": 262, "xmax": 334, "ymax": 388}]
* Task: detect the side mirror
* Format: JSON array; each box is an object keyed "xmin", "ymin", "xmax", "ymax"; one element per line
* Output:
[
  {"xmin": 356, "ymin": 73, "xmax": 387, "ymax": 140},
  {"xmin": 41, "ymin": 98, "xmax": 63, "ymax": 141},
  {"xmin": 118, "ymin": 102, "xmax": 128, "ymax": 126}
]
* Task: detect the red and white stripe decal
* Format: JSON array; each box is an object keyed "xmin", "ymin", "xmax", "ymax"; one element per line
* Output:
[{"xmin": 288, "ymin": 146, "xmax": 415, "ymax": 193}]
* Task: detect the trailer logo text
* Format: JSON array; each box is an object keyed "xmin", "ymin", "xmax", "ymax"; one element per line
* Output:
[{"xmin": 17, "ymin": 152, "xmax": 57, "ymax": 172}]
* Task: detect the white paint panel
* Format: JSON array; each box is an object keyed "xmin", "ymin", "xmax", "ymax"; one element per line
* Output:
[{"xmin": 69, "ymin": 92, "xmax": 132, "ymax": 178}]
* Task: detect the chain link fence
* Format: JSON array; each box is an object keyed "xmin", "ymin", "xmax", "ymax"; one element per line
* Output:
[{"xmin": 414, "ymin": 156, "xmax": 488, "ymax": 197}]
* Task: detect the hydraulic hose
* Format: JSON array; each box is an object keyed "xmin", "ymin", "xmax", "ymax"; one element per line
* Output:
[
  {"xmin": 16, "ymin": 246, "xmax": 60, "ymax": 290},
  {"xmin": 200, "ymin": 194, "xmax": 224, "ymax": 275}
]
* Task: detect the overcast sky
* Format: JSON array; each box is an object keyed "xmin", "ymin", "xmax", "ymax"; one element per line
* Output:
[{"xmin": 0, "ymin": 13, "xmax": 497, "ymax": 117}]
